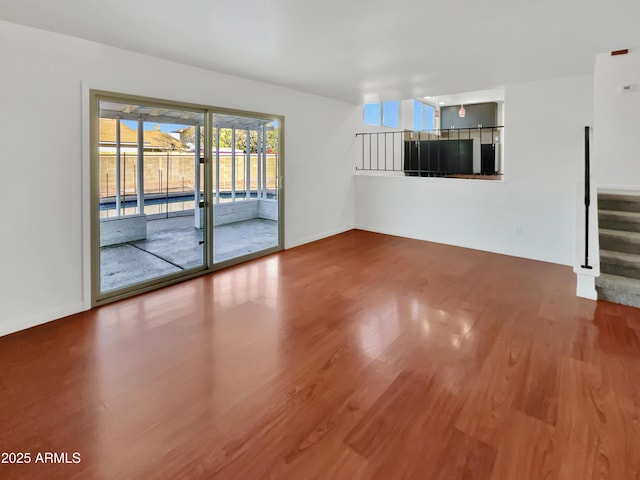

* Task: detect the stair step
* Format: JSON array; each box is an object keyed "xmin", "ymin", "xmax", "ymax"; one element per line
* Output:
[
  {"xmin": 597, "ymin": 273, "xmax": 640, "ymax": 308},
  {"xmin": 596, "ymin": 272, "xmax": 640, "ymax": 295},
  {"xmin": 597, "ymin": 286, "xmax": 640, "ymax": 309},
  {"xmin": 598, "ymin": 210, "xmax": 640, "ymax": 233},
  {"xmin": 598, "ymin": 193, "xmax": 640, "ymax": 213},
  {"xmin": 600, "ymin": 250, "xmax": 640, "ymax": 280},
  {"xmin": 596, "ymin": 272, "xmax": 640, "ymax": 293},
  {"xmin": 599, "ymin": 229, "xmax": 640, "ymax": 255}
]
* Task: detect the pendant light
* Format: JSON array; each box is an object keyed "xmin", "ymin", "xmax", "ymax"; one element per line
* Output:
[{"xmin": 458, "ymin": 95, "xmax": 466, "ymax": 118}]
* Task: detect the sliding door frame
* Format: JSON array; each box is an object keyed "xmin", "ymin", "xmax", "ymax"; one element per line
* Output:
[{"xmin": 89, "ymin": 89, "xmax": 284, "ymax": 307}]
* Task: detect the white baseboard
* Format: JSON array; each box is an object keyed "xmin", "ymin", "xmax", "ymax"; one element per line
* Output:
[
  {"xmin": 354, "ymin": 224, "xmax": 571, "ymax": 267},
  {"xmin": 576, "ymin": 273, "xmax": 597, "ymax": 300},
  {"xmin": 286, "ymin": 225, "xmax": 353, "ymax": 249},
  {"xmin": 354, "ymin": 224, "xmax": 433, "ymax": 242},
  {"xmin": 0, "ymin": 302, "xmax": 86, "ymax": 337},
  {"xmin": 354, "ymin": 223, "xmax": 495, "ymax": 258}
]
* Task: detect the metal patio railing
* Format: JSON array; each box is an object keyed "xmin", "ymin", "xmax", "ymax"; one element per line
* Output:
[
  {"xmin": 99, "ymin": 152, "xmax": 278, "ymax": 218},
  {"xmin": 355, "ymin": 127, "xmax": 504, "ymax": 178}
]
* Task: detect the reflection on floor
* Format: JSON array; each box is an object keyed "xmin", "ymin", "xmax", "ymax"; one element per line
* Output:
[{"xmin": 100, "ymin": 216, "xmax": 278, "ymax": 292}]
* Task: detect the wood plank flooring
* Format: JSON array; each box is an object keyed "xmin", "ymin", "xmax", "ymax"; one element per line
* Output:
[{"xmin": 1, "ymin": 229, "xmax": 639, "ymax": 479}]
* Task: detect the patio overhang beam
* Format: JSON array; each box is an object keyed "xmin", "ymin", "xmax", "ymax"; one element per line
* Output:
[
  {"xmin": 211, "ymin": 114, "xmax": 274, "ymax": 131},
  {"xmin": 100, "ymin": 104, "xmax": 275, "ymax": 131},
  {"xmin": 100, "ymin": 106, "xmax": 203, "ymax": 126}
]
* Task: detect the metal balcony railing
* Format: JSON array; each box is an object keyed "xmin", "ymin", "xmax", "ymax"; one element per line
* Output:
[{"xmin": 355, "ymin": 127, "xmax": 504, "ymax": 179}]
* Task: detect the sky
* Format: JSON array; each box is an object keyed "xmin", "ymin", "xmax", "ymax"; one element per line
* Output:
[{"xmin": 121, "ymin": 119, "xmax": 186, "ymax": 133}]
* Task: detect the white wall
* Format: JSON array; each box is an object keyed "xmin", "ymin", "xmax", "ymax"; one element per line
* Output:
[
  {"xmin": 0, "ymin": 21, "xmax": 358, "ymax": 336},
  {"xmin": 593, "ymin": 49, "xmax": 640, "ymax": 187},
  {"xmin": 355, "ymin": 75, "xmax": 594, "ymax": 266}
]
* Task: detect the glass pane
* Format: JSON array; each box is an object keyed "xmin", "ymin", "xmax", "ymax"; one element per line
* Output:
[
  {"xmin": 413, "ymin": 100, "xmax": 423, "ymax": 131},
  {"xmin": 423, "ymin": 104, "xmax": 435, "ymax": 131},
  {"xmin": 98, "ymin": 100, "xmax": 205, "ymax": 294},
  {"xmin": 382, "ymin": 100, "xmax": 399, "ymax": 128},
  {"xmin": 363, "ymin": 103, "xmax": 381, "ymax": 125},
  {"xmin": 211, "ymin": 114, "xmax": 280, "ymax": 264}
]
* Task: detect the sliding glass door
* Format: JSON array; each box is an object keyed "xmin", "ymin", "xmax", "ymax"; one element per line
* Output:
[
  {"xmin": 94, "ymin": 96, "xmax": 207, "ymax": 300},
  {"xmin": 91, "ymin": 91, "xmax": 283, "ymax": 305},
  {"xmin": 210, "ymin": 113, "xmax": 281, "ymax": 265}
]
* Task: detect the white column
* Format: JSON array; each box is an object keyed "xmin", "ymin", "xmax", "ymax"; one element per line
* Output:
[
  {"xmin": 262, "ymin": 124, "xmax": 267, "ymax": 199},
  {"xmin": 137, "ymin": 117, "xmax": 144, "ymax": 214},
  {"xmin": 231, "ymin": 127, "xmax": 236, "ymax": 202},
  {"xmin": 257, "ymin": 127, "xmax": 262, "ymax": 200},
  {"xmin": 115, "ymin": 116, "xmax": 122, "ymax": 216},
  {"xmin": 194, "ymin": 123, "xmax": 201, "ymax": 228},
  {"xmin": 215, "ymin": 127, "xmax": 220, "ymax": 204},
  {"xmin": 245, "ymin": 128, "xmax": 251, "ymax": 200}
]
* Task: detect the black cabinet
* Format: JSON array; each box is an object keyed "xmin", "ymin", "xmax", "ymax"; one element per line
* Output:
[
  {"xmin": 404, "ymin": 139, "xmax": 477, "ymax": 176},
  {"xmin": 481, "ymin": 144, "xmax": 498, "ymax": 174},
  {"xmin": 404, "ymin": 141, "xmax": 419, "ymax": 176},
  {"xmin": 403, "ymin": 140, "xmax": 440, "ymax": 176}
]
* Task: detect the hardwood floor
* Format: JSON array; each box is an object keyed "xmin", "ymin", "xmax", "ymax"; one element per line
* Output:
[{"xmin": 1, "ymin": 230, "xmax": 639, "ymax": 479}]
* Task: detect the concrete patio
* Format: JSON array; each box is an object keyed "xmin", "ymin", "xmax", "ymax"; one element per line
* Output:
[{"xmin": 100, "ymin": 216, "xmax": 278, "ymax": 292}]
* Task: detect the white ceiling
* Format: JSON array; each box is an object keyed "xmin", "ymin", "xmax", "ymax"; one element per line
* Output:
[
  {"xmin": 423, "ymin": 88, "xmax": 505, "ymax": 108},
  {"xmin": 1, "ymin": 0, "xmax": 638, "ymax": 104}
]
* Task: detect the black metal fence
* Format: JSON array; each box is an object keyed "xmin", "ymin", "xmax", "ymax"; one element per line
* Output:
[{"xmin": 355, "ymin": 127, "xmax": 504, "ymax": 178}]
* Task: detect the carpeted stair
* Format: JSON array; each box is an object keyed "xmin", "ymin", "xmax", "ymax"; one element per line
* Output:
[{"xmin": 597, "ymin": 193, "xmax": 640, "ymax": 308}]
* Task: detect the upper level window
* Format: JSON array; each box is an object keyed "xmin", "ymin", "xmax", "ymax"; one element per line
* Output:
[
  {"xmin": 363, "ymin": 103, "xmax": 381, "ymax": 126},
  {"xmin": 382, "ymin": 101, "xmax": 399, "ymax": 128},
  {"xmin": 363, "ymin": 101, "xmax": 399, "ymax": 128},
  {"xmin": 413, "ymin": 100, "xmax": 435, "ymax": 131}
]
